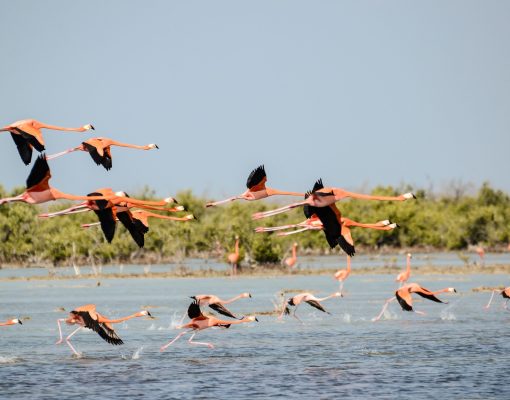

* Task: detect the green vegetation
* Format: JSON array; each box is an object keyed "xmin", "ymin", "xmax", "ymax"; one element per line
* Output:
[{"xmin": 0, "ymin": 182, "xmax": 509, "ymax": 267}]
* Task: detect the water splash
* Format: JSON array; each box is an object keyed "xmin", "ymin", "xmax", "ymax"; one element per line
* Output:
[
  {"xmin": 132, "ymin": 346, "xmax": 143, "ymax": 359},
  {"xmin": 440, "ymin": 310, "xmax": 457, "ymax": 321},
  {"xmin": 0, "ymin": 356, "xmax": 20, "ymax": 364},
  {"xmin": 342, "ymin": 313, "xmax": 351, "ymax": 323}
]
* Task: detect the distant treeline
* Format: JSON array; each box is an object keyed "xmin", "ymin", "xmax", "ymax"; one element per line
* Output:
[{"xmin": 0, "ymin": 183, "xmax": 509, "ymax": 267}]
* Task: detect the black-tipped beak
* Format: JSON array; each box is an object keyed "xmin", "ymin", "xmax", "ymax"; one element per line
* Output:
[
  {"xmin": 193, "ymin": 215, "xmax": 198, "ymax": 220},
  {"xmin": 453, "ymin": 289, "xmax": 457, "ymax": 293},
  {"xmin": 412, "ymin": 193, "xmax": 417, "ymax": 199},
  {"xmin": 18, "ymin": 320, "xmax": 22, "ymax": 325},
  {"xmin": 90, "ymin": 125, "xmax": 95, "ymax": 130},
  {"xmin": 147, "ymin": 311, "xmax": 152, "ymax": 317},
  {"xmin": 190, "ymin": 296, "xmax": 196, "ymax": 300},
  {"xmin": 249, "ymin": 293, "xmax": 252, "ymax": 298},
  {"xmin": 174, "ymin": 199, "xmax": 179, "ymax": 204},
  {"xmin": 155, "ymin": 144, "xmax": 159, "ymax": 149},
  {"xmin": 255, "ymin": 317, "xmax": 259, "ymax": 322},
  {"xmin": 396, "ymin": 224, "xmax": 401, "ymax": 228}
]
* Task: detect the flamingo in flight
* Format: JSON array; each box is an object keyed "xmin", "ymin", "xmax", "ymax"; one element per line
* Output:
[
  {"xmin": 56, "ymin": 304, "xmax": 151, "ymax": 356},
  {"xmin": 0, "ymin": 155, "xmax": 176, "ymax": 208},
  {"xmin": 190, "ymin": 293, "xmax": 252, "ymax": 319},
  {"xmin": 0, "ymin": 119, "xmax": 94, "ymax": 165},
  {"xmin": 279, "ymin": 292, "xmax": 342, "ymax": 323},
  {"xmin": 253, "ymin": 178, "xmax": 415, "ymax": 221},
  {"xmin": 334, "ymin": 256, "xmax": 352, "ymax": 294},
  {"xmin": 82, "ymin": 207, "xmax": 195, "ymax": 247},
  {"xmin": 284, "ymin": 243, "xmax": 298, "ymax": 268},
  {"xmin": 372, "ymin": 283, "xmax": 456, "ymax": 321},
  {"xmin": 228, "ymin": 236, "xmax": 240, "ymax": 275},
  {"xmin": 396, "ymin": 253, "xmax": 413, "ymax": 287},
  {"xmin": 485, "ymin": 287, "xmax": 510, "ymax": 310},
  {"xmin": 46, "ymin": 137, "xmax": 159, "ymax": 170},
  {"xmin": 0, "ymin": 318, "xmax": 22, "ymax": 327},
  {"xmin": 205, "ymin": 165, "xmax": 304, "ymax": 207},
  {"xmin": 160, "ymin": 299, "xmax": 257, "ymax": 351}
]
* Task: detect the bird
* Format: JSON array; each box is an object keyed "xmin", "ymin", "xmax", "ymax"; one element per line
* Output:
[
  {"xmin": 253, "ymin": 178, "xmax": 415, "ymax": 220},
  {"xmin": 475, "ymin": 246, "xmax": 485, "ymax": 265},
  {"xmin": 484, "ymin": 287, "xmax": 510, "ymax": 309},
  {"xmin": 0, "ymin": 156, "xmax": 176, "ymax": 207},
  {"xmin": 46, "ymin": 137, "xmax": 159, "ymax": 170},
  {"xmin": 0, "ymin": 119, "xmax": 94, "ymax": 165},
  {"xmin": 190, "ymin": 293, "xmax": 252, "ymax": 319},
  {"xmin": 205, "ymin": 165, "xmax": 304, "ymax": 207},
  {"xmin": 228, "ymin": 236, "xmax": 240, "ymax": 275},
  {"xmin": 284, "ymin": 243, "xmax": 298, "ymax": 268},
  {"xmin": 372, "ymin": 283, "xmax": 456, "ymax": 321},
  {"xmin": 279, "ymin": 292, "xmax": 342, "ymax": 322},
  {"xmin": 0, "ymin": 318, "xmax": 22, "ymax": 327},
  {"xmin": 334, "ymin": 256, "xmax": 351, "ymax": 294},
  {"xmin": 56, "ymin": 304, "xmax": 151, "ymax": 356},
  {"xmin": 160, "ymin": 299, "xmax": 257, "ymax": 351},
  {"xmin": 396, "ymin": 253, "xmax": 413, "ymax": 287}
]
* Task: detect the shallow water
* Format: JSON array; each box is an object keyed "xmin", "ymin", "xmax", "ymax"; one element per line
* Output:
[{"xmin": 1, "ymin": 271, "xmax": 510, "ymax": 399}]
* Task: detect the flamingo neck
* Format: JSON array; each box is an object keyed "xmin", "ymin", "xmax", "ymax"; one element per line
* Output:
[
  {"xmin": 266, "ymin": 188, "xmax": 304, "ymax": 197},
  {"xmin": 406, "ymin": 256, "xmax": 411, "ymax": 273},
  {"xmin": 223, "ymin": 294, "xmax": 244, "ymax": 304},
  {"xmin": 315, "ymin": 294, "xmax": 338, "ymax": 302},
  {"xmin": 99, "ymin": 312, "xmax": 142, "ymax": 324},
  {"xmin": 346, "ymin": 256, "xmax": 351, "ymax": 273},
  {"xmin": 234, "ymin": 240, "xmax": 239, "ymax": 254},
  {"xmin": 38, "ymin": 123, "xmax": 85, "ymax": 132},
  {"xmin": 291, "ymin": 246, "xmax": 297, "ymax": 258}
]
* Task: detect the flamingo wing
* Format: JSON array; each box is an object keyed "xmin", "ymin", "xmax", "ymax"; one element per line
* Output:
[
  {"xmin": 305, "ymin": 300, "xmax": 330, "ymax": 314},
  {"xmin": 117, "ymin": 211, "xmax": 145, "ymax": 248},
  {"xmin": 102, "ymin": 147, "xmax": 113, "ymax": 170},
  {"xmin": 26, "ymin": 155, "xmax": 51, "ymax": 190},
  {"xmin": 338, "ymin": 225, "xmax": 356, "ymax": 257},
  {"xmin": 246, "ymin": 165, "xmax": 267, "ymax": 190},
  {"xmin": 10, "ymin": 133, "xmax": 33, "ymax": 165},
  {"xmin": 414, "ymin": 290, "xmax": 445, "ymax": 304},
  {"xmin": 82, "ymin": 142, "xmax": 111, "ymax": 170},
  {"xmin": 71, "ymin": 311, "xmax": 124, "ymax": 345},
  {"xmin": 12, "ymin": 127, "xmax": 45, "ymax": 152},
  {"xmin": 187, "ymin": 300, "xmax": 204, "ymax": 319},
  {"xmin": 395, "ymin": 290, "xmax": 413, "ymax": 311},
  {"xmin": 208, "ymin": 303, "xmax": 239, "ymax": 319}
]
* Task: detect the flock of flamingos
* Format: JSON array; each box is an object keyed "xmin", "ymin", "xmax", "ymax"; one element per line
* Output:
[{"xmin": 0, "ymin": 118, "xmax": 508, "ymax": 356}]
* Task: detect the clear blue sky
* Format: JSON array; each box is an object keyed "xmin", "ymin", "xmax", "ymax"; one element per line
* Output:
[{"xmin": 1, "ymin": 1, "xmax": 509, "ymax": 199}]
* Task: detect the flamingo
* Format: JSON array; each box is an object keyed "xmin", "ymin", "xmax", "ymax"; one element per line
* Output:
[
  {"xmin": 284, "ymin": 243, "xmax": 298, "ymax": 268},
  {"xmin": 253, "ymin": 178, "xmax": 415, "ymax": 220},
  {"xmin": 160, "ymin": 299, "xmax": 257, "ymax": 351},
  {"xmin": 475, "ymin": 246, "xmax": 485, "ymax": 265},
  {"xmin": 485, "ymin": 287, "xmax": 510, "ymax": 309},
  {"xmin": 372, "ymin": 283, "xmax": 456, "ymax": 321},
  {"xmin": 0, "ymin": 318, "xmax": 22, "ymax": 327},
  {"xmin": 205, "ymin": 165, "xmax": 304, "ymax": 207},
  {"xmin": 0, "ymin": 119, "xmax": 94, "ymax": 165},
  {"xmin": 279, "ymin": 292, "xmax": 342, "ymax": 322},
  {"xmin": 334, "ymin": 256, "xmax": 351, "ymax": 294},
  {"xmin": 228, "ymin": 237, "xmax": 240, "ymax": 275},
  {"xmin": 46, "ymin": 137, "xmax": 159, "ymax": 170},
  {"xmin": 0, "ymin": 155, "xmax": 176, "ymax": 207},
  {"xmin": 396, "ymin": 253, "xmax": 413, "ymax": 287},
  {"xmin": 56, "ymin": 304, "xmax": 151, "ymax": 356},
  {"xmin": 190, "ymin": 293, "xmax": 252, "ymax": 319}
]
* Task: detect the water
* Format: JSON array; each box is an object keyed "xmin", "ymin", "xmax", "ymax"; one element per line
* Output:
[{"xmin": 1, "ymin": 267, "xmax": 510, "ymax": 399}]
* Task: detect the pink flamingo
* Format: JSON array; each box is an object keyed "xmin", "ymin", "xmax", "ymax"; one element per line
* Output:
[
  {"xmin": 279, "ymin": 292, "xmax": 342, "ymax": 323},
  {"xmin": 284, "ymin": 243, "xmax": 298, "ymax": 268},
  {"xmin": 334, "ymin": 256, "xmax": 351, "ymax": 294},
  {"xmin": 46, "ymin": 137, "xmax": 158, "ymax": 170},
  {"xmin": 56, "ymin": 304, "xmax": 151, "ymax": 356},
  {"xmin": 206, "ymin": 165, "xmax": 303, "ymax": 207},
  {"xmin": 373, "ymin": 283, "xmax": 456, "ymax": 321},
  {"xmin": 228, "ymin": 237, "xmax": 240, "ymax": 275},
  {"xmin": 396, "ymin": 253, "xmax": 413, "ymax": 287},
  {"xmin": 191, "ymin": 293, "xmax": 252, "ymax": 319},
  {"xmin": 160, "ymin": 300, "xmax": 257, "ymax": 351},
  {"xmin": 253, "ymin": 178, "xmax": 415, "ymax": 220},
  {"xmin": 1, "ymin": 119, "xmax": 94, "ymax": 165},
  {"xmin": 0, "ymin": 318, "xmax": 22, "ymax": 327},
  {"xmin": 485, "ymin": 287, "xmax": 510, "ymax": 309}
]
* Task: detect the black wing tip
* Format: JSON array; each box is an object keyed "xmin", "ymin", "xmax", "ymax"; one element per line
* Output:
[{"xmin": 246, "ymin": 164, "xmax": 267, "ymax": 189}]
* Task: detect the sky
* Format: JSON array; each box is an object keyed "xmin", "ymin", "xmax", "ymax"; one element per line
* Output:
[{"xmin": 0, "ymin": 1, "xmax": 509, "ymax": 200}]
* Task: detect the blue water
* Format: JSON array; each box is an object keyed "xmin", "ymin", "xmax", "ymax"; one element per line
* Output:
[{"xmin": 0, "ymin": 268, "xmax": 509, "ymax": 399}]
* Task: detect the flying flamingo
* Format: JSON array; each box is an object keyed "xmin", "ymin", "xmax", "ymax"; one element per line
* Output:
[
  {"xmin": 0, "ymin": 119, "xmax": 94, "ymax": 165},
  {"xmin": 485, "ymin": 287, "xmax": 510, "ymax": 309},
  {"xmin": 0, "ymin": 318, "xmax": 22, "ymax": 327},
  {"xmin": 334, "ymin": 256, "xmax": 351, "ymax": 294},
  {"xmin": 0, "ymin": 156, "xmax": 176, "ymax": 208},
  {"xmin": 284, "ymin": 243, "xmax": 298, "ymax": 268},
  {"xmin": 56, "ymin": 304, "xmax": 151, "ymax": 356},
  {"xmin": 190, "ymin": 293, "xmax": 252, "ymax": 319},
  {"xmin": 396, "ymin": 253, "xmax": 413, "ymax": 287},
  {"xmin": 228, "ymin": 237, "xmax": 240, "ymax": 275},
  {"xmin": 279, "ymin": 292, "xmax": 342, "ymax": 322},
  {"xmin": 253, "ymin": 178, "xmax": 415, "ymax": 220},
  {"xmin": 205, "ymin": 165, "xmax": 304, "ymax": 207},
  {"xmin": 372, "ymin": 283, "xmax": 457, "ymax": 321},
  {"xmin": 46, "ymin": 137, "xmax": 159, "ymax": 170},
  {"xmin": 160, "ymin": 299, "xmax": 257, "ymax": 351}
]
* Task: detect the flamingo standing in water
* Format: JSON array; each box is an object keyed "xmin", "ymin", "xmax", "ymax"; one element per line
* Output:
[
  {"xmin": 0, "ymin": 155, "xmax": 176, "ymax": 208},
  {"xmin": 56, "ymin": 304, "xmax": 151, "ymax": 356},
  {"xmin": 372, "ymin": 283, "xmax": 456, "ymax": 321},
  {"xmin": 334, "ymin": 256, "xmax": 351, "ymax": 294},
  {"xmin": 253, "ymin": 178, "xmax": 415, "ymax": 220},
  {"xmin": 279, "ymin": 292, "xmax": 342, "ymax": 322},
  {"xmin": 205, "ymin": 165, "xmax": 304, "ymax": 207},
  {"xmin": 160, "ymin": 300, "xmax": 257, "ymax": 351},
  {"xmin": 0, "ymin": 119, "xmax": 94, "ymax": 165},
  {"xmin": 485, "ymin": 287, "xmax": 510, "ymax": 309},
  {"xmin": 228, "ymin": 237, "xmax": 240, "ymax": 275},
  {"xmin": 46, "ymin": 137, "xmax": 158, "ymax": 170},
  {"xmin": 396, "ymin": 253, "xmax": 413, "ymax": 287},
  {"xmin": 284, "ymin": 243, "xmax": 298, "ymax": 268},
  {"xmin": 191, "ymin": 293, "xmax": 252, "ymax": 319},
  {"xmin": 0, "ymin": 319, "xmax": 22, "ymax": 327}
]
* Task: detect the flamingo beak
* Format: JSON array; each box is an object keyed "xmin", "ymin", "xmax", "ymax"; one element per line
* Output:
[
  {"xmin": 18, "ymin": 320, "xmax": 22, "ymax": 325},
  {"xmin": 249, "ymin": 293, "xmax": 252, "ymax": 298},
  {"xmin": 147, "ymin": 311, "xmax": 152, "ymax": 317},
  {"xmin": 155, "ymin": 144, "xmax": 159, "ymax": 149},
  {"xmin": 90, "ymin": 125, "xmax": 95, "ymax": 130},
  {"xmin": 255, "ymin": 317, "xmax": 259, "ymax": 322}
]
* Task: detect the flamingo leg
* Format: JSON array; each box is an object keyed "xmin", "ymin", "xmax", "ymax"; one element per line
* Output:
[
  {"xmin": 292, "ymin": 305, "xmax": 303, "ymax": 324},
  {"xmin": 339, "ymin": 281, "xmax": 344, "ymax": 295},
  {"xmin": 188, "ymin": 332, "xmax": 214, "ymax": 349},
  {"xmin": 65, "ymin": 327, "xmax": 82, "ymax": 356},
  {"xmin": 205, "ymin": 196, "xmax": 242, "ymax": 207},
  {"xmin": 372, "ymin": 297, "xmax": 395, "ymax": 322},
  {"xmin": 46, "ymin": 148, "xmax": 78, "ymax": 161},
  {"xmin": 503, "ymin": 299, "xmax": 509, "ymax": 310},
  {"xmin": 485, "ymin": 290, "xmax": 498, "ymax": 309},
  {"xmin": 56, "ymin": 319, "xmax": 65, "ymax": 344},
  {"xmin": 252, "ymin": 202, "xmax": 305, "ymax": 220},
  {"xmin": 414, "ymin": 310, "xmax": 427, "ymax": 316},
  {"xmin": 277, "ymin": 227, "xmax": 311, "ymax": 236},
  {"xmin": 0, "ymin": 194, "xmax": 24, "ymax": 205},
  {"xmin": 160, "ymin": 331, "xmax": 189, "ymax": 352}
]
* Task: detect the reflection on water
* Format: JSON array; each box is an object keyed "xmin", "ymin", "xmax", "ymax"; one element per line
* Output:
[{"xmin": 0, "ymin": 270, "xmax": 510, "ymax": 398}]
